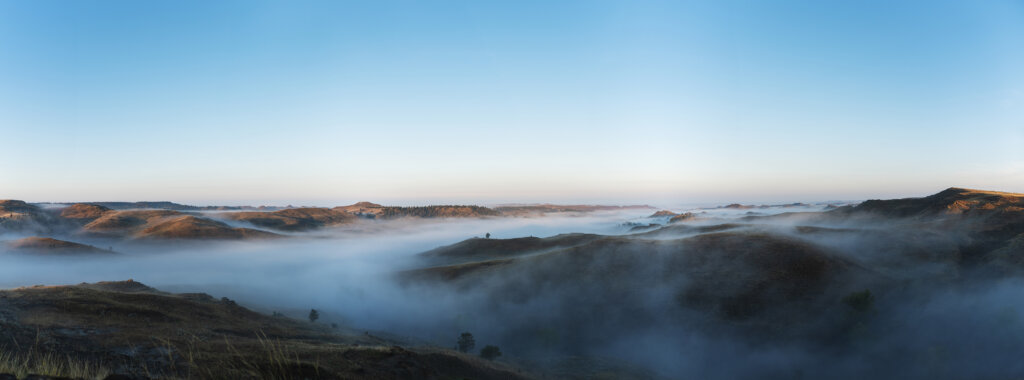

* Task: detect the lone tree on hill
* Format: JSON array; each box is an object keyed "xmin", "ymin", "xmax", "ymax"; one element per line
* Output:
[
  {"xmin": 457, "ymin": 332, "xmax": 475, "ymax": 353},
  {"xmin": 480, "ymin": 345, "xmax": 502, "ymax": 360},
  {"xmin": 485, "ymin": 233, "xmax": 491, "ymax": 239},
  {"xmin": 308, "ymin": 309, "xmax": 320, "ymax": 323}
]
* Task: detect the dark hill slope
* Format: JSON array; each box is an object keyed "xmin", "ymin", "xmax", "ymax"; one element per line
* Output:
[
  {"xmin": 0, "ymin": 200, "xmax": 38, "ymax": 214},
  {"xmin": 0, "ymin": 280, "xmax": 530, "ymax": 380},
  {"xmin": 376, "ymin": 205, "xmax": 500, "ymax": 219},
  {"xmin": 409, "ymin": 232, "xmax": 871, "ymax": 323},
  {"xmin": 0, "ymin": 200, "xmax": 54, "ymax": 234},
  {"xmin": 836, "ymin": 188, "xmax": 1024, "ymax": 266},
  {"xmin": 401, "ymin": 231, "xmax": 881, "ymax": 358},
  {"xmin": 726, "ymin": 188, "xmax": 1024, "ymax": 268},
  {"xmin": 847, "ymin": 187, "xmax": 1023, "ymax": 218},
  {"xmin": 419, "ymin": 233, "xmax": 604, "ymax": 266}
]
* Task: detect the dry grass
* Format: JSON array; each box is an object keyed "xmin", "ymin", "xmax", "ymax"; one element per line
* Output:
[
  {"xmin": 0, "ymin": 350, "xmax": 110, "ymax": 379},
  {"xmin": 0, "ymin": 281, "xmax": 531, "ymax": 379}
]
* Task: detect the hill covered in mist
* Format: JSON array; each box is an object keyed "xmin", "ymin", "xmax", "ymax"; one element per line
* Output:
[
  {"xmin": 0, "ymin": 200, "xmax": 644, "ymax": 243},
  {"xmin": 395, "ymin": 187, "xmax": 1024, "ymax": 379},
  {"xmin": 1, "ymin": 188, "xmax": 1023, "ymax": 379}
]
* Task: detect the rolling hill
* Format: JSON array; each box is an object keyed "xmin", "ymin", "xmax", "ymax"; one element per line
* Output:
[
  {"xmin": 0, "ymin": 280, "xmax": 530, "ymax": 379},
  {"xmin": 223, "ymin": 207, "xmax": 357, "ymax": 231},
  {"xmin": 82, "ymin": 210, "xmax": 279, "ymax": 240},
  {"xmin": 4, "ymin": 236, "xmax": 111, "ymax": 255}
]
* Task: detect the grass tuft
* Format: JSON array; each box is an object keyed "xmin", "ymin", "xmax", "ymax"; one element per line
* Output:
[{"xmin": 0, "ymin": 350, "xmax": 110, "ymax": 379}]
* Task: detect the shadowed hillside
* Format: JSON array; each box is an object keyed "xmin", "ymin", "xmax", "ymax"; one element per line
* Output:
[
  {"xmin": 0, "ymin": 280, "xmax": 532, "ymax": 380},
  {"xmin": 393, "ymin": 188, "xmax": 1024, "ymax": 379},
  {"xmin": 845, "ymin": 187, "xmax": 1023, "ymax": 218},
  {"xmin": 406, "ymin": 231, "xmax": 873, "ymax": 325},
  {"xmin": 826, "ymin": 188, "xmax": 1024, "ymax": 270},
  {"xmin": 419, "ymin": 233, "xmax": 604, "ymax": 266},
  {"xmin": 0, "ymin": 200, "xmax": 54, "ymax": 234},
  {"xmin": 374, "ymin": 205, "xmax": 501, "ymax": 219}
]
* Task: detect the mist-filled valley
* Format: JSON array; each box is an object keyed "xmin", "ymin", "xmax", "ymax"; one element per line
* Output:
[
  {"xmin": 7, "ymin": 0, "xmax": 1024, "ymax": 377},
  {"xmin": 0, "ymin": 188, "xmax": 1022, "ymax": 379}
]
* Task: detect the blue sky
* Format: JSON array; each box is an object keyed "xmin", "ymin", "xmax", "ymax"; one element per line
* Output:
[{"xmin": 1, "ymin": 1, "xmax": 1022, "ymax": 206}]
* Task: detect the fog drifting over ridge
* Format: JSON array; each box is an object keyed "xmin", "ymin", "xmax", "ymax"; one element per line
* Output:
[
  {"xmin": 4, "ymin": 196, "xmax": 1024, "ymax": 379},
  {"xmin": 0, "ymin": 210, "xmax": 650, "ymax": 315}
]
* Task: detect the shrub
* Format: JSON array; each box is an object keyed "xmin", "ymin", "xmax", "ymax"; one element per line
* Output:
[{"xmin": 479, "ymin": 345, "xmax": 502, "ymax": 360}]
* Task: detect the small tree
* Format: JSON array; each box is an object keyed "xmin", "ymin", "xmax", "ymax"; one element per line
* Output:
[
  {"xmin": 485, "ymin": 233, "xmax": 491, "ymax": 239},
  {"xmin": 457, "ymin": 332, "xmax": 475, "ymax": 353},
  {"xmin": 480, "ymin": 345, "xmax": 502, "ymax": 360},
  {"xmin": 308, "ymin": 309, "xmax": 320, "ymax": 323}
]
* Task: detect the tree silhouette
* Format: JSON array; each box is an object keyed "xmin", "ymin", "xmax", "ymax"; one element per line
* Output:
[
  {"xmin": 485, "ymin": 232, "xmax": 491, "ymax": 239},
  {"xmin": 308, "ymin": 309, "xmax": 320, "ymax": 323},
  {"xmin": 457, "ymin": 332, "xmax": 475, "ymax": 353}
]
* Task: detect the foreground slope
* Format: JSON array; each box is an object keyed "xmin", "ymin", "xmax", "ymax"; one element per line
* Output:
[{"xmin": 0, "ymin": 280, "xmax": 530, "ymax": 380}]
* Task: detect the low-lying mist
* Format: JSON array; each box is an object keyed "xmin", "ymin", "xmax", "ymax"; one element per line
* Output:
[
  {"xmin": 3, "ymin": 205, "xmax": 1023, "ymax": 379},
  {"xmin": 0, "ymin": 211, "xmax": 646, "ymax": 335}
]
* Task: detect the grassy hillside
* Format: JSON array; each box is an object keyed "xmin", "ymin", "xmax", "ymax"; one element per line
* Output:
[{"xmin": 0, "ymin": 281, "xmax": 531, "ymax": 380}]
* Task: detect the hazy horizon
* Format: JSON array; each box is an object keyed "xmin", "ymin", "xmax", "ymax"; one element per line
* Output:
[{"xmin": 8, "ymin": 187, "xmax": 942, "ymax": 210}]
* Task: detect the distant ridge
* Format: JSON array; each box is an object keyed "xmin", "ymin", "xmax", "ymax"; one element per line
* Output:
[
  {"xmin": 495, "ymin": 204, "xmax": 653, "ymax": 216},
  {"xmin": 843, "ymin": 187, "xmax": 1024, "ymax": 218},
  {"xmin": 89, "ymin": 201, "xmax": 252, "ymax": 211},
  {"xmin": 224, "ymin": 208, "xmax": 357, "ymax": 231}
]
